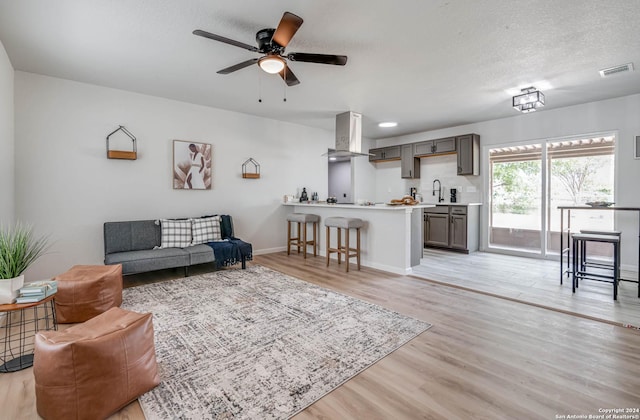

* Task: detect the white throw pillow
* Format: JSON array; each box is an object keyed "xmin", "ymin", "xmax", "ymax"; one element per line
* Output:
[
  {"xmin": 158, "ymin": 219, "xmax": 192, "ymax": 248},
  {"xmin": 191, "ymin": 216, "xmax": 222, "ymax": 244}
]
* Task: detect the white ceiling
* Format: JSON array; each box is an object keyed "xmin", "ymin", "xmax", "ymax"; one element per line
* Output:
[{"xmin": 1, "ymin": 0, "xmax": 639, "ymax": 139}]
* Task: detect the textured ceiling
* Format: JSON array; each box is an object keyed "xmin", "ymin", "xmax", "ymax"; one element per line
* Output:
[{"xmin": 1, "ymin": 0, "xmax": 639, "ymax": 139}]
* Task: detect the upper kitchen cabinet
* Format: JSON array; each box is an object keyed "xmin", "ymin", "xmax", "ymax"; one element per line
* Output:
[
  {"xmin": 456, "ymin": 134, "xmax": 480, "ymax": 175},
  {"xmin": 401, "ymin": 144, "xmax": 420, "ymax": 179},
  {"xmin": 369, "ymin": 133, "xmax": 479, "ymax": 177},
  {"xmin": 369, "ymin": 145, "xmax": 401, "ymax": 162},
  {"xmin": 414, "ymin": 137, "xmax": 456, "ymax": 157}
]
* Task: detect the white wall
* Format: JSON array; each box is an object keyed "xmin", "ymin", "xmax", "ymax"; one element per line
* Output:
[
  {"xmin": 14, "ymin": 72, "xmax": 334, "ymax": 280},
  {"xmin": 352, "ymin": 136, "xmax": 377, "ymax": 203},
  {"xmin": 328, "ymin": 160, "xmax": 352, "ymax": 203},
  {"xmin": 0, "ymin": 40, "xmax": 14, "ymax": 225},
  {"xmin": 374, "ymin": 94, "xmax": 640, "ymax": 271}
]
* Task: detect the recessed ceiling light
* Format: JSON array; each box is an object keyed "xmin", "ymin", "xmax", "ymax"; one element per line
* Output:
[
  {"xmin": 378, "ymin": 122, "xmax": 398, "ymax": 128},
  {"xmin": 329, "ymin": 157, "xmax": 337, "ymax": 161}
]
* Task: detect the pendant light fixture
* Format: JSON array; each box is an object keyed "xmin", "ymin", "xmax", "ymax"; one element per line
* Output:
[{"xmin": 512, "ymin": 86, "xmax": 545, "ymax": 113}]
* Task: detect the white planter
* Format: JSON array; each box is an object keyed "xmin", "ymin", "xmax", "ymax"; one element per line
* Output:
[{"xmin": 0, "ymin": 275, "xmax": 25, "ymax": 304}]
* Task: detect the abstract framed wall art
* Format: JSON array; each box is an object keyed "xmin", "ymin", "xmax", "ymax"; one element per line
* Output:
[{"xmin": 173, "ymin": 140, "xmax": 212, "ymax": 190}]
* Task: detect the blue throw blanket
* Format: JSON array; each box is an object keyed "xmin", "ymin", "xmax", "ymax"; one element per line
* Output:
[{"xmin": 206, "ymin": 237, "xmax": 252, "ymax": 268}]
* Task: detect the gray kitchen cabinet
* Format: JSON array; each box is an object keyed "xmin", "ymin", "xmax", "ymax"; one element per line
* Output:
[
  {"xmin": 424, "ymin": 205, "xmax": 479, "ymax": 253},
  {"xmin": 456, "ymin": 134, "xmax": 480, "ymax": 175},
  {"xmin": 414, "ymin": 140, "xmax": 434, "ymax": 156},
  {"xmin": 450, "ymin": 213, "xmax": 467, "ymax": 250},
  {"xmin": 435, "ymin": 137, "xmax": 456, "ymax": 154},
  {"xmin": 424, "ymin": 206, "xmax": 450, "ymax": 248},
  {"xmin": 424, "ymin": 212, "xmax": 449, "ymax": 247},
  {"xmin": 369, "ymin": 145, "xmax": 401, "ymax": 162},
  {"xmin": 401, "ymin": 144, "xmax": 420, "ymax": 179},
  {"xmin": 370, "ymin": 133, "xmax": 479, "ymax": 178},
  {"xmin": 414, "ymin": 137, "xmax": 456, "ymax": 157},
  {"xmin": 368, "ymin": 148, "xmax": 385, "ymax": 161}
]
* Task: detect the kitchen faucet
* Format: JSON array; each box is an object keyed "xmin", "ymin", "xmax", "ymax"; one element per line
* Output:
[{"xmin": 432, "ymin": 179, "xmax": 444, "ymax": 202}]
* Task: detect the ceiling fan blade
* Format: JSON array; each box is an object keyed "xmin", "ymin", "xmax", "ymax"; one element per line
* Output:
[
  {"xmin": 217, "ymin": 58, "xmax": 259, "ymax": 74},
  {"xmin": 272, "ymin": 12, "xmax": 303, "ymax": 48},
  {"xmin": 279, "ymin": 64, "xmax": 300, "ymax": 86},
  {"xmin": 287, "ymin": 52, "xmax": 347, "ymax": 66},
  {"xmin": 193, "ymin": 29, "xmax": 259, "ymax": 52}
]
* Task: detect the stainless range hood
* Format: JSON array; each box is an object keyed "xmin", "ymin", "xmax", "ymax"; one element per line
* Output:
[{"xmin": 324, "ymin": 111, "xmax": 371, "ymax": 158}]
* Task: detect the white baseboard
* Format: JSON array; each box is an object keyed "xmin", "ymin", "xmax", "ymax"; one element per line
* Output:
[
  {"xmin": 253, "ymin": 246, "xmax": 287, "ymax": 256},
  {"xmin": 363, "ymin": 260, "xmax": 413, "ymax": 275}
]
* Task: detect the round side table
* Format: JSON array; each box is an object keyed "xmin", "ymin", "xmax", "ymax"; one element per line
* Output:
[{"xmin": 0, "ymin": 294, "xmax": 58, "ymax": 373}]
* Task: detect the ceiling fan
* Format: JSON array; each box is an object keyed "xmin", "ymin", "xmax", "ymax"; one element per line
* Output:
[{"xmin": 193, "ymin": 12, "xmax": 347, "ymax": 86}]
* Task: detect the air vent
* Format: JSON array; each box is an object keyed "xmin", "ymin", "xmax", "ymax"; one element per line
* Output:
[{"xmin": 599, "ymin": 63, "xmax": 634, "ymax": 78}]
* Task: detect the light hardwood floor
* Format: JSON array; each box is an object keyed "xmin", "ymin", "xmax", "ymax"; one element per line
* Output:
[
  {"xmin": 415, "ymin": 248, "xmax": 640, "ymax": 328},
  {"xmin": 2, "ymin": 252, "xmax": 639, "ymax": 419}
]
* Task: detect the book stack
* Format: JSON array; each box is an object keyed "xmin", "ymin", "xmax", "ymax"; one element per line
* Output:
[{"xmin": 15, "ymin": 280, "xmax": 58, "ymax": 304}]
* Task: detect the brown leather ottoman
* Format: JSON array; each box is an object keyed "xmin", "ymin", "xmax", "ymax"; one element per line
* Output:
[
  {"xmin": 34, "ymin": 307, "xmax": 160, "ymax": 420},
  {"xmin": 53, "ymin": 264, "xmax": 123, "ymax": 323}
]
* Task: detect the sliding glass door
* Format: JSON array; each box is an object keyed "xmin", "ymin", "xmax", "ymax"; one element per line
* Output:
[
  {"xmin": 489, "ymin": 145, "xmax": 543, "ymax": 252},
  {"xmin": 546, "ymin": 138, "xmax": 615, "ymax": 257},
  {"xmin": 488, "ymin": 134, "xmax": 615, "ymax": 257}
]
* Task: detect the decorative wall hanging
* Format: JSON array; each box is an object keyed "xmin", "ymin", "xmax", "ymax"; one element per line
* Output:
[
  {"xmin": 173, "ymin": 140, "xmax": 212, "ymax": 190},
  {"xmin": 106, "ymin": 125, "xmax": 137, "ymax": 160},
  {"xmin": 242, "ymin": 158, "xmax": 261, "ymax": 179}
]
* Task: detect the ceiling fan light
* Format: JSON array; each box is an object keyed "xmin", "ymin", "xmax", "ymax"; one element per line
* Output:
[{"xmin": 259, "ymin": 56, "xmax": 285, "ymax": 74}]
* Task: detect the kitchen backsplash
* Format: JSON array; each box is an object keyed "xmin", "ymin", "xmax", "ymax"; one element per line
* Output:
[
  {"xmin": 374, "ymin": 153, "xmax": 483, "ymax": 203},
  {"xmin": 418, "ymin": 154, "xmax": 482, "ymax": 203}
]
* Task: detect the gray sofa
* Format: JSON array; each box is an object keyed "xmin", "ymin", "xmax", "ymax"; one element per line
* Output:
[{"xmin": 103, "ymin": 216, "xmax": 242, "ymax": 275}]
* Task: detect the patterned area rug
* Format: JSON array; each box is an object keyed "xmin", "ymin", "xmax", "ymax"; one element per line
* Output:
[{"xmin": 122, "ymin": 265, "xmax": 431, "ymax": 419}]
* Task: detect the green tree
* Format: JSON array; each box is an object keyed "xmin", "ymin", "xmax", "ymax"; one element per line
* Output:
[
  {"xmin": 492, "ymin": 160, "xmax": 540, "ymax": 214},
  {"xmin": 551, "ymin": 158, "xmax": 597, "ymax": 204}
]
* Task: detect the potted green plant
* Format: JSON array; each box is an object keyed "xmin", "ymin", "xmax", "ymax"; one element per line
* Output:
[{"xmin": 0, "ymin": 224, "xmax": 49, "ymax": 304}]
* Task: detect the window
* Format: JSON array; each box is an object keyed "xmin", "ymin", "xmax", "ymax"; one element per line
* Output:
[{"xmin": 488, "ymin": 135, "xmax": 615, "ymax": 257}]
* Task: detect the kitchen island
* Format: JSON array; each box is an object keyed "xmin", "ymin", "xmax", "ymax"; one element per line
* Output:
[{"xmin": 283, "ymin": 202, "xmax": 435, "ymax": 274}]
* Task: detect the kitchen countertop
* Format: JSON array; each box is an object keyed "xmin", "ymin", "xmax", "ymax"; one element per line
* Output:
[
  {"xmin": 282, "ymin": 202, "xmax": 435, "ymax": 210},
  {"xmin": 283, "ymin": 201, "xmax": 426, "ymax": 274},
  {"xmin": 422, "ymin": 202, "xmax": 483, "ymax": 206}
]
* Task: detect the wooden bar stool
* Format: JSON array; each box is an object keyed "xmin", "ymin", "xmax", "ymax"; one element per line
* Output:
[
  {"xmin": 286, "ymin": 213, "xmax": 320, "ymax": 258},
  {"xmin": 325, "ymin": 217, "xmax": 364, "ymax": 272},
  {"xmin": 572, "ymin": 233, "xmax": 620, "ymax": 300}
]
